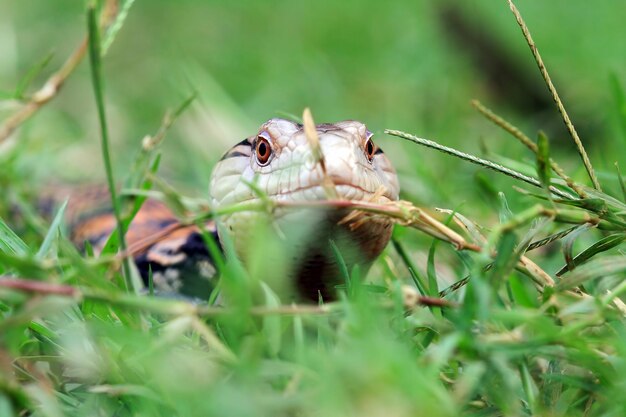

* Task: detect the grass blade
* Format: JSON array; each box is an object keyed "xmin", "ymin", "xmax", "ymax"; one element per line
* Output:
[
  {"xmin": 260, "ymin": 282, "xmax": 282, "ymax": 357},
  {"xmin": 498, "ymin": 192, "xmax": 514, "ymax": 223},
  {"xmin": 526, "ymin": 226, "xmax": 578, "ymax": 252},
  {"xmin": 616, "ymin": 163, "xmax": 626, "ymax": 202},
  {"xmin": 101, "ymin": 0, "xmax": 137, "ymax": 55},
  {"xmin": 556, "ymin": 256, "xmax": 626, "ymax": 291},
  {"xmin": 426, "ymin": 239, "xmax": 439, "ymax": 296},
  {"xmin": 392, "ymin": 238, "xmax": 428, "ymax": 295},
  {"xmin": 385, "ymin": 129, "xmax": 575, "ymax": 200},
  {"xmin": 101, "ymin": 154, "xmax": 162, "ymax": 255},
  {"xmin": 489, "ymin": 230, "xmax": 519, "ymax": 285},
  {"xmin": 536, "ymin": 131, "xmax": 551, "ymax": 194},
  {"xmin": 0, "ymin": 217, "xmax": 30, "ymax": 256},
  {"xmin": 508, "ymin": 0, "xmax": 601, "ymax": 191},
  {"xmin": 13, "ymin": 52, "xmax": 54, "ymax": 99},
  {"xmin": 556, "ymin": 233, "xmax": 626, "ymax": 276},
  {"xmin": 86, "ymin": 3, "xmax": 133, "ymax": 291},
  {"xmin": 329, "ymin": 239, "xmax": 350, "ymax": 295},
  {"xmin": 36, "ymin": 199, "xmax": 68, "ymax": 259},
  {"xmin": 472, "ymin": 100, "xmax": 584, "ymax": 197},
  {"xmin": 559, "ymin": 223, "xmax": 594, "ymax": 276}
]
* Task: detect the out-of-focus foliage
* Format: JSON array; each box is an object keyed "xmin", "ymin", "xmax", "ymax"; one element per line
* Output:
[{"xmin": 1, "ymin": 1, "xmax": 626, "ymax": 416}]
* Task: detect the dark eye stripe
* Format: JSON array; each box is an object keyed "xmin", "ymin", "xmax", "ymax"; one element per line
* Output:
[
  {"xmin": 219, "ymin": 138, "xmax": 253, "ymax": 161},
  {"xmin": 223, "ymin": 150, "xmax": 249, "ymax": 159},
  {"xmin": 374, "ymin": 147, "xmax": 384, "ymax": 155}
]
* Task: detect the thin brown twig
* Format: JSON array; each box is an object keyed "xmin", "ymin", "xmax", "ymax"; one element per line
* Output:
[
  {"xmin": 0, "ymin": 277, "xmax": 452, "ymax": 314},
  {"xmin": 402, "ymin": 286, "xmax": 456, "ymax": 308},
  {"xmin": 0, "ymin": 278, "xmax": 79, "ymax": 297},
  {"xmin": 471, "ymin": 99, "xmax": 586, "ymax": 198},
  {"xmin": 507, "ymin": 0, "xmax": 601, "ymax": 191},
  {"xmin": 0, "ymin": 0, "xmax": 118, "ymax": 144},
  {"xmin": 0, "ymin": 40, "xmax": 87, "ymax": 143}
]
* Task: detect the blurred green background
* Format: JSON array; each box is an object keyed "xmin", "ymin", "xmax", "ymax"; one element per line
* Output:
[
  {"xmin": 1, "ymin": 0, "xmax": 625, "ymax": 219},
  {"xmin": 2, "ymin": 4, "xmax": 626, "ymax": 415}
]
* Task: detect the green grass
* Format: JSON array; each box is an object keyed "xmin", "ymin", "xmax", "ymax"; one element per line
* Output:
[{"xmin": 1, "ymin": 1, "xmax": 626, "ymax": 416}]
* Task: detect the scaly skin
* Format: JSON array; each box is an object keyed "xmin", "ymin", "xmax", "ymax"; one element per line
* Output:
[{"xmin": 210, "ymin": 119, "xmax": 399, "ymax": 301}]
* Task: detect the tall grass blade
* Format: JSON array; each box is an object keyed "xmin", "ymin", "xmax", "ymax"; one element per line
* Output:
[
  {"xmin": 556, "ymin": 233, "xmax": 626, "ymax": 276},
  {"xmin": 86, "ymin": 3, "xmax": 133, "ymax": 291},
  {"xmin": 385, "ymin": 129, "xmax": 575, "ymax": 200},
  {"xmin": 508, "ymin": 0, "xmax": 601, "ymax": 191},
  {"xmin": 426, "ymin": 239, "xmax": 439, "ymax": 296},
  {"xmin": 13, "ymin": 52, "xmax": 54, "ymax": 99},
  {"xmin": 489, "ymin": 230, "xmax": 519, "ymax": 285},
  {"xmin": 36, "ymin": 199, "xmax": 68, "ymax": 259},
  {"xmin": 526, "ymin": 226, "xmax": 578, "ymax": 252},
  {"xmin": 556, "ymin": 256, "xmax": 626, "ymax": 291},
  {"xmin": 392, "ymin": 238, "xmax": 428, "ymax": 295},
  {"xmin": 329, "ymin": 239, "xmax": 350, "ymax": 295},
  {"xmin": 0, "ymin": 217, "xmax": 29, "ymax": 256},
  {"xmin": 472, "ymin": 99, "xmax": 583, "ymax": 197},
  {"xmin": 559, "ymin": 223, "xmax": 594, "ymax": 276},
  {"xmin": 101, "ymin": 0, "xmax": 137, "ymax": 55},
  {"xmin": 616, "ymin": 163, "xmax": 626, "ymax": 202},
  {"xmin": 536, "ymin": 131, "xmax": 551, "ymax": 194}
]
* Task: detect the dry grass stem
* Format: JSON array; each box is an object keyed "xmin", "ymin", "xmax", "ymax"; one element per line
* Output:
[
  {"xmin": 526, "ymin": 225, "xmax": 578, "ymax": 251},
  {"xmin": 471, "ymin": 99, "xmax": 585, "ymax": 197},
  {"xmin": 507, "ymin": 0, "xmax": 601, "ymax": 191},
  {"xmin": 0, "ymin": 40, "xmax": 88, "ymax": 144},
  {"xmin": 385, "ymin": 128, "xmax": 576, "ymax": 200},
  {"xmin": 302, "ymin": 108, "xmax": 338, "ymax": 199},
  {"xmin": 518, "ymin": 256, "xmax": 555, "ymax": 287},
  {"xmin": 0, "ymin": 276, "xmax": 451, "ymax": 315},
  {"xmin": 0, "ymin": 0, "xmax": 119, "ymax": 144}
]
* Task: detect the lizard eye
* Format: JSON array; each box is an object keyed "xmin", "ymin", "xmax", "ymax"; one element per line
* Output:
[
  {"xmin": 255, "ymin": 132, "xmax": 272, "ymax": 166},
  {"xmin": 364, "ymin": 131, "xmax": 375, "ymax": 163}
]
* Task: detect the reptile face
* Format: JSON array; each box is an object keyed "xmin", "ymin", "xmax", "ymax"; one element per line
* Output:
[
  {"xmin": 210, "ymin": 118, "xmax": 398, "ymax": 206},
  {"xmin": 210, "ymin": 119, "xmax": 399, "ymax": 301}
]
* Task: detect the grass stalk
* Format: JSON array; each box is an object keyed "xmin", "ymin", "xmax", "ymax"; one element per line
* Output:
[
  {"xmin": 392, "ymin": 238, "xmax": 429, "ymax": 295},
  {"xmin": 0, "ymin": 0, "xmax": 118, "ymax": 144},
  {"xmin": 525, "ymin": 225, "xmax": 578, "ymax": 251},
  {"xmin": 385, "ymin": 129, "xmax": 576, "ymax": 200},
  {"xmin": 471, "ymin": 99, "xmax": 585, "ymax": 198},
  {"xmin": 102, "ymin": 0, "xmax": 137, "ymax": 55},
  {"xmin": 0, "ymin": 276, "xmax": 450, "ymax": 315},
  {"xmin": 507, "ymin": 0, "xmax": 601, "ymax": 191},
  {"xmin": 86, "ymin": 3, "xmax": 134, "ymax": 292}
]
